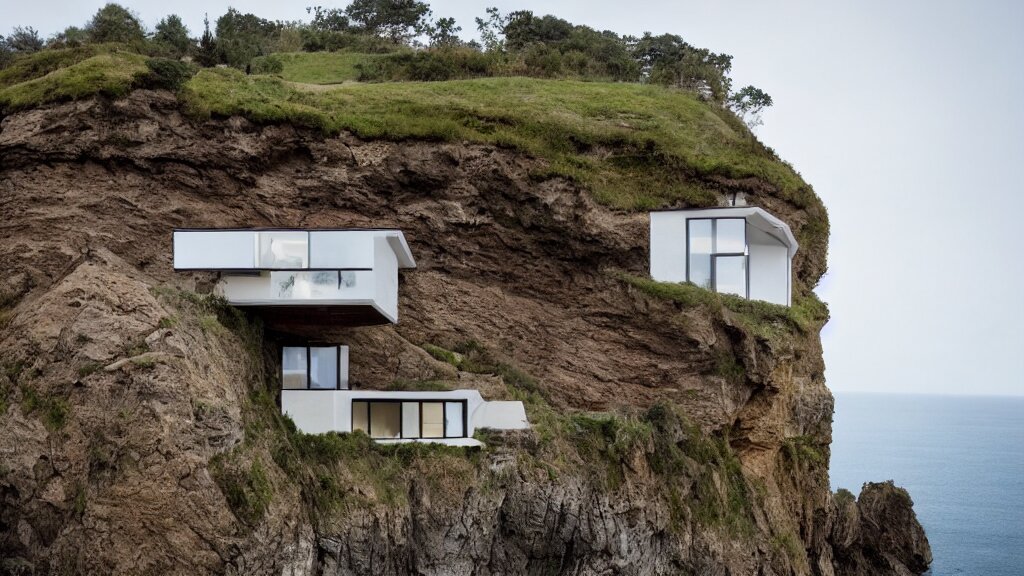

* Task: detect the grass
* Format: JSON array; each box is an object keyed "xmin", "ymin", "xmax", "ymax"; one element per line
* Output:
[
  {"xmin": 612, "ymin": 271, "xmax": 829, "ymax": 339},
  {"xmin": 210, "ymin": 454, "xmax": 273, "ymax": 526},
  {"xmin": 77, "ymin": 362, "xmax": 103, "ymax": 378},
  {"xmin": 20, "ymin": 386, "xmax": 70, "ymax": 431},
  {"xmin": 180, "ymin": 68, "xmax": 813, "ymax": 210},
  {"xmin": 269, "ymin": 51, "xmax": 387, "ymax": 84},
  {"xmin": 0, "ymin": 51, "xmax": 149, "ymax": 113},
  {"xmin": 422, "ymin": 343, "xmax": 461, "ymax": 368},
  {"xmin": 382, "ymin": 379, "xmax": 452, "ymax": 392},
  {"xmin": 781, "ymin": 435, "xmax": 826, "ymax": 466},
  {"xmin": 0, "ymin": 49, "xmax": 822, "ymax": 216}
]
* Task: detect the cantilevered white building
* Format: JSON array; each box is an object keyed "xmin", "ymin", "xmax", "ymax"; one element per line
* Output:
[
  {"xmin": 173, "ymin": 228, "xmax": 528, "ymax": 445},
  {"xmin": 649, "ymin": 207, "xmax": 798, "ymax": 306}
]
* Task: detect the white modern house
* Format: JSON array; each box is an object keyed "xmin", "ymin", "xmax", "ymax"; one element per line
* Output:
[
  {"xmin": 649, "ymin": 207, "xmax": 798, "ymax": 306},
  {"xmin": 173, "ymin": 228, "xmax": 529, "ymax": 445},
  {"xmin": 173, "ymin": 228, "xmax": 415, "ymax": 325}
]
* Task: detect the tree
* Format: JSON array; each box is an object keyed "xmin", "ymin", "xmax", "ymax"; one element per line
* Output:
[
  {"xmin": 46, "ymin": 26, "xmax": 88, "ymax": 48},
  {"xmin": 307, "ymin": 6, "xmax": 351, "ymax": 32},
  {"xmin": 194, "ymin": 14, "xmax": 220, "ymax": 67},
  {"xmin": 728, "ymin": 85, "xmax": 773, "ymax": 129},
  {"xmin": 345, "ymin": 0, "xmax": 432, "ymax": 43},
  {"xmin": 86, "ymin": 3, "xmax": 146, "ymax": 44},
  {"xmin": 633, "ymin": 33, "xmax": 733, "ymax": 102},
  {"xmin": 475, "ymin": 7, "xmax": 507, "ymax": 52},
  {"xmin": 153, "ymin": 15, "xmax": 191, "ymax": 57},
  {"xmin": 5, "ymin": 26, "xmax": 44, "ymax": 53},
  {"xmin": 215, "ymin": 8, "xmax": 281, "ymax": 67},
  {"xmin": 426, "ymin": 17, "xmax": 461, "ymax": 48}
]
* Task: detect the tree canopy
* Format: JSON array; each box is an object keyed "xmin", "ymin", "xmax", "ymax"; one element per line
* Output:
[{"xmin": 86, "ymin": 3, "xmax": 145, "ymax": 44}]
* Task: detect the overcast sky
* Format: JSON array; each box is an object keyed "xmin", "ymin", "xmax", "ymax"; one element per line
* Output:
[{"xmin": 4, "ymin": 0, "xmax": 1022, "ymax": 396}]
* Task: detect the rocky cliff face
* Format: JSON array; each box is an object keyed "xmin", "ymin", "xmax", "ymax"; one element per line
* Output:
[{"xmin": 0, "ymin": 90, "xmax": 930, "ymax": 575}]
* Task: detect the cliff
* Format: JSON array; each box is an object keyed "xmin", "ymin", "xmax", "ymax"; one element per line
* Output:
[{"xmin": 0, "ymin": 63, "xmax": 930, "ymax": 575}]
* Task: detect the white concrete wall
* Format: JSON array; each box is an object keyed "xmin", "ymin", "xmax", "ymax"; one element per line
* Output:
[
  {"xmin": 748, "ymin": 226, "xmax": 791, "ymax": 306},
  {"xmin": 281, "ymin": 389, "xmax": 529, "ymax": 440},
  {"xmin": 373, "ymin": 236, "xmax": 399, "ymax": 323},
  {"xmin": 649, "ymin": 211, "xmax": 688, "ymax": 282}
]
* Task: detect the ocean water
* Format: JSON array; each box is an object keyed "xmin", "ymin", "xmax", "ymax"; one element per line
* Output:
[{"xmin": 830, "ymin": 393, "xmax": 1024, "ymax": 576}]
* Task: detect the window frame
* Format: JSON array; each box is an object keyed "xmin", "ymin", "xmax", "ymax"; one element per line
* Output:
[
  {"xmin": 686, "ymin": 217, "xmax": 750, "ymax": 299},
  {"xmin": 279, "ymin": 344, "xmax": 348, "ymax": 390},
  {"xmin": 351, "ymin": 399, "xmax": 469, "ymax": 440}
]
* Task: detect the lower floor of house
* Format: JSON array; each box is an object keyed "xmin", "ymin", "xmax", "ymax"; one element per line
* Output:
[{"xmin": 281, "ymin": 389, "xmax": 529, "ymax": 447}]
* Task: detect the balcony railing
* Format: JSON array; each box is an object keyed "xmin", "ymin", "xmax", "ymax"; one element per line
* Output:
[{"xmin": 172, "ymin": 229, "xmax": 415, "ymax": 271}]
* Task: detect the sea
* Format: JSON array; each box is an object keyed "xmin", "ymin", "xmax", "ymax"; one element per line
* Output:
[{"xmin": 830, "ymin": 393, "xmax": 1024, "ymax": 576}]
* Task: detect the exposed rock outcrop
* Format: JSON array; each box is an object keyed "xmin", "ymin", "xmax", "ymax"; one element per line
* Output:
[{"xmin": 0, "ymin": 90, "xmax": 929, "ymax": 575}]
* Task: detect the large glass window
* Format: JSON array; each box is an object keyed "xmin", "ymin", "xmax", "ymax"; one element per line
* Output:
[
  {"xmin": 688, "ymin": 218, "xmax": 748, "ymax": 298},
  {"xmin": 715, "ymin": 219, "xmax": 746, "ymax": 253},
  {"xmin": 280, "ymin": 345, "xmax": 348, "ymax": 390},
  {"xmin": 282, "ymin": 347, "xmax": 308, "ymax": 389},
  {"xmin": 352, "ymin": 400, "xmax": 467, "ymax": 439},
  {"xmin": 258, "ymin": 231, "xmax": 308, "ymax": 269},
  {"xmin": 715, "ymin": 256, "xmax": 747, "ymax": 298},
  {"xmin": 309, "ymin": 347, "xmax": 338, "ymax": 390},
  {"xmin": 445, "ymin": 402, "xmax": 465, "ymax": 437},
  {"xmin": 687, "ymin": 219, "xmax": 713, "ymax": 289},
  {"xmin": 369, "ymin": 402, "xmax": 401, "ymax": 439}
]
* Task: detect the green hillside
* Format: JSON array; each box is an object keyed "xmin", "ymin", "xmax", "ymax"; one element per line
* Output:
[
  {"xmin": 258, "ymin": 51, "xmax": 384, "ymax": 84},
  {"xmin": 0, "ymin": 48, "xmax": 816, "ymax": 215}
]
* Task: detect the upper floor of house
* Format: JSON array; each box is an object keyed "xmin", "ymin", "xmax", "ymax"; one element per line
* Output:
[{"xmin": 173, "ymin": 228, "xmax": 416, "ymax": 326}]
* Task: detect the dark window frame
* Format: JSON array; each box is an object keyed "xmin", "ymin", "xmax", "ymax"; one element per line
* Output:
[
  {"xmin": 686, "ymin": 217, "xmax": 750, "ymax": 299},
  {"xmin": 351, "ymin": 398, "xmax": 469, "ymax": 439},
  {"xmin": 280, "ymin": 344, "xmax": 348, "ymax": 391}
]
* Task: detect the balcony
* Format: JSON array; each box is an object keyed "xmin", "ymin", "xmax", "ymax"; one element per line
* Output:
[{"xmin": 173, "ymin": 229, "xmax": 416, "ymax": 327}]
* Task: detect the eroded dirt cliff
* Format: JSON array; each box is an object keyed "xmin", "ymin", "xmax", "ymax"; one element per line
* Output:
[{"xmin": 0, "ymin": 90, "xmax": 929, "ymax": 575}]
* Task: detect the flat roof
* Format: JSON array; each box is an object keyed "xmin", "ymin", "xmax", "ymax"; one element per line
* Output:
[
  {"xmin": 172, "ymin": 228, "xmax": 416, "ymax": 269},
  {"xmin": 649, "ymin": 206, "xmax": 798, "ymax": 255}
]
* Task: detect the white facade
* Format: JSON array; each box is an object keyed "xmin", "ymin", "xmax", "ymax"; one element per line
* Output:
[
  {"xmin": 281, "ymin": 389, "xmax": 530, "ymax": 447},
  {"xmin": 173, "ymin": 229, "xmax": 415, "ymax": 323},
  {"xmin": 649, "ymin": 207, "xmax": 798, "ymax": 306}
]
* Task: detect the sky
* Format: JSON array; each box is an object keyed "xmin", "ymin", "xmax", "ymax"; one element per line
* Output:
[{"xmin": 3, "ymin": 0, "xmax": 1022, "ymax": 396}]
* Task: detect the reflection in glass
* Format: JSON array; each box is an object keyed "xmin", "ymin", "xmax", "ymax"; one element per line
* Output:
[
  {"xmin": 338, "ymin": 346, "xmax": 350, "ymax": 390},
  {"xmin": 309, "ymin": 347, "xmax": 338, "ymax": 389},
  {"xmin": 445, "ymin": 402, "xmax": 464, "ymax": 437},
  {"xmin": 258, "ymin": 232, "xmax": 308, "ymax": 269},
  {"xmin": 688, "ymin": 219, "xmax": 712, "ymax": 288},
  {"xmin": 402, "ymin": 402, "xmax": 420, "ymax": 438},
  {"xmin": 352, "ymin": 401, "xmax": 368, "ymax": 434},
  {"xmin": 369, "ymin": 403, "xmax": 401, "ymax": 439},
  {"xmin": 282, "ymin": 347, "xmax": 307, "ymax": 389},
  {"xmin": 715, "ymin": 256, "xmax": 747, "ymax": 298},
  {"xmin": 422, "ymin": 402, "xmax": 444, "ymax": 438},
  {"xmin": 715, "ymin": 219, "xmax": 746, "ymax": 253}
]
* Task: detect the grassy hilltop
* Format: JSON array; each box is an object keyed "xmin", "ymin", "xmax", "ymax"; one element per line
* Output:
[{"xmin": 0, "ymin": 45, "xmax": 817, "ymax": 215}]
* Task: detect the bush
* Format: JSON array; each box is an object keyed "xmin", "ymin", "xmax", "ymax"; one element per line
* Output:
[
  {"xmin": 143, "ymin": 58, "xmax": 195, "ymax": 91},
  {"xmin": 357, "ymin": 47, "xmax": 496, "ymax": 82},
  {"xmin": 250, "ymin": 54, "xmax": 284, "ymax": 75}
]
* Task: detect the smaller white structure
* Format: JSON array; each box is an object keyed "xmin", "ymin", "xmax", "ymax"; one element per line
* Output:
[
  {"xmin": 282, "ymin": 390, "xmax": 529, "ymax": 447},
  {"xmin": 649, "ymin": 207, "xmax": 798, "ymax": 306},
  {"xmin": 173, "ymin": 229, "xmax": 415, "ymax": 325},
  {"xmin": 278, "ymin": 344, "xmax": 528, "ymax": 446}
]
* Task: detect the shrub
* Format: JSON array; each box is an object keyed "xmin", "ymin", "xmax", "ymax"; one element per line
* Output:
[
  {"xmin": 357, "ymin": 47, "xmax": 496, "ymax": 82},
  {"xmin": 143, "ymin": 58, "xmax": 196, "ymax": 91},
  {"xmin": 250, "ymin": 54, "xmax": 284, "ymax": 75}
]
